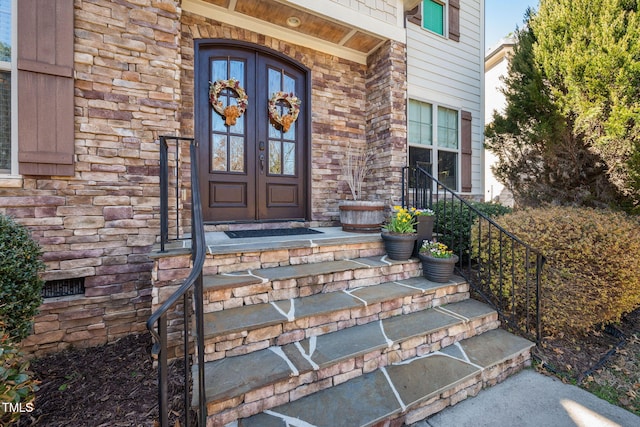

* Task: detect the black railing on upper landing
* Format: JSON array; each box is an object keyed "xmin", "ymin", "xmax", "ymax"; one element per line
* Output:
[
  {"xmin": 402, "ymin": 166, "xmax": 545, "ymax": 344},
  {"xmin": 147, "ymin": 136, "xmax": 206, "ymax": 427}
]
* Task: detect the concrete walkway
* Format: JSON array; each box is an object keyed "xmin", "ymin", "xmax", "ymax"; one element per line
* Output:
[{"xmin": 409, "ymin": 369, "xmax": 640, "ymax": 427}]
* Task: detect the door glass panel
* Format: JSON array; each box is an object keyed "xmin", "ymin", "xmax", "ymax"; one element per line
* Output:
[
  {"xmin": 230, "ymin": 136, "xmax": 245, "ymax": 172},
  {"xmin": 230, "ymin": 61, "xmax": 244, "ymax": 80},
  {"xmin": 212, "ymin": 135, "xmax": 227, "ymax": 171},
  {"xmin": 267, "ymin": 67, "xmax": 298, "ymax": 175},
  {"xmin": 212, "ymin": 109, "xmax": 227, "ymax": 133},
  {"xmin": 269, "ymin": 121, "xmax": 280, "ymax": 139},
  {"xmin": 269, "ymin": 140, "xmax": 281, "ymax": 174},
  {"xmin": 283, "ymin": 142, "xmax": 295, "ymax": 175},
  {"xmin": 210, "ymin": 58, "xmax": 246, "ymax": 172},
  {"xmin": 283, "ymin": 75, "xmax": 295, "ymax": 93},
  {"xmin": 268, "ymin": 68, "xmax": 280, "ymax": 94},
  {"xmin": 212, "ymin": 60, "xmax": 227, "ymax": 81}
]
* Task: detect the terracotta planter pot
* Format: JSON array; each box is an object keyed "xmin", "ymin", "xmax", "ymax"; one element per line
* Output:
[
  {"xmin": 339, "ymin": 201, "xmax": 385, "ymax": 233},
  {"xmin": 381, "ymin": 232, "xmax": 418, "ymax": 261},
  {"xmin": 418, "ymin": 253, "xmax": 459, "ymax": 282}
]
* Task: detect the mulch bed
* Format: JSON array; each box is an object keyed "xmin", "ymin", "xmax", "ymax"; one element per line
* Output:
[
  {"xmin": 14, "ymin": 309, "xmax": 639, "ymax": 426},
  {"xmin": 16, "ymin": 333, "xmax": 189, "ymax": 427}
]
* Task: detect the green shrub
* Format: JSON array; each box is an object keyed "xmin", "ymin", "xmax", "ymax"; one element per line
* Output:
[
  {"xmin": 0, "ymin": 215, "xmax": 44, "ymax": 341},
  {"xmin": 433, "ymin": 199, "xmax": 512, "ymax": 256},
  {"xmin": 0, "ymin": 323, "xmax": 38, "ymax": 425},
  {"xmin": 473, "ymin": 206, "xmax": 640, "ymax": 335}
]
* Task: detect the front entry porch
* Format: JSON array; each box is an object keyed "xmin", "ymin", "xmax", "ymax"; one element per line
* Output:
[{"xmin": 150, "ymin": 227, "xmax": 534, "ymax": 426}]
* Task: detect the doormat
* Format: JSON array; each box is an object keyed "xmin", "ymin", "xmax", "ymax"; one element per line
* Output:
[{"xmin": 224, "ymin": 228, "xmax": 324, "ymax": 239}]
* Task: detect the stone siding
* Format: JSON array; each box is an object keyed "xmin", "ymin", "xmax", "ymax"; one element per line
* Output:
[
  {"xmin": 2, "ymin": 2, "xmax": 408, "ymax": 355},
  {"xmin": 366, "ymin": 40, "xmax": 408, "ymax": 205},
  {"xmin": 4, "ymin": 0, "xmax": 184, "ymax": 355}
]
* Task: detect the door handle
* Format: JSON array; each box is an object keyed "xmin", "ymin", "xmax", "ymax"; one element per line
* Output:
[{"xmin": 259, "ymin": 153, "xmax": 265, "ymax": 173}]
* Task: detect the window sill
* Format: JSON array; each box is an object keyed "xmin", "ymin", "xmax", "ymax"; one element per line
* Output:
[{"xmin": 0, "ymin": 175, "xmax": 23, "ymax": 188}]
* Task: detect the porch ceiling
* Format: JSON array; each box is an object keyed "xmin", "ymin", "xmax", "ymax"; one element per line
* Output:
[{"xmin": 184, "ymin": 0, "xmax": 394, "ymax": 63}]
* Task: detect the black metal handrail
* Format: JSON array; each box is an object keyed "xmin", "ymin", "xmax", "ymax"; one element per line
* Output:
[
  {"xmin": 402, "ymin": 165, "xmax": 545, "ymax": 344},
  {"xmin": 147, "ymin": 136, "xmax": 207, "ymax": 426}
]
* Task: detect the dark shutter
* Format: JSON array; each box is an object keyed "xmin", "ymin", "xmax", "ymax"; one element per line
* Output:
[
  {"xmin": 461, "ymin": 110, "xmax": 472, "ymax": 192},
  {"xmin": 448, "ymin": 0, "xmax": 460, "ymax": 42},
  {"xmin": 17, "ymin": 0, "xmax": 74, "ymax": 176}
]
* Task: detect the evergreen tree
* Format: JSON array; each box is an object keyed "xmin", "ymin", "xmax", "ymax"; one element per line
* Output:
[
  {"xmin": 485, "ymin": 9, "xmax": 622, "ymax": 207},
  {"xmin": 532, "ymin": 0, "xmax": 640, "ymax": 210}
]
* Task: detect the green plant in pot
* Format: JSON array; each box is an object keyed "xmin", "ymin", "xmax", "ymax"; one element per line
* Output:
[
  {"xmin": 381, "ymin": 206, "xmax": 418, "ymax": 261},
  {"xmin": 338, "ymin": 144, "xmax": 385, "ymax": 233},
  {"xmin": 418, "ymin": 240, "xmax": 458, "ymax": 282}
]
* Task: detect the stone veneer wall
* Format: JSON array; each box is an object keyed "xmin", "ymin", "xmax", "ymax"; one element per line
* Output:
[
  {"xmin": 2, "ymin": 0, "xmax": 184, "ymax": 355},
  {"xmin": 365, "ymin": 40, "xmax": 408, "ymax": 205},
  {"xmin": 2, "ymin": 3, "xmax": 408, "ymax": 355}
]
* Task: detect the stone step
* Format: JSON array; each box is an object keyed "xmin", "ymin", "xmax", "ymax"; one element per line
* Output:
[
  {"xmin": 200, "ymin": 275, "xmax": 470, "ymax": 362},
  {"xmin": 151, "ymin": 229, "xmax": 385, "ymax": 296},
  {"xmin": 202, "ymin": 256, "xmax": 421, "ymax": 313},
  {"xmin": 204, "ymin": 227, "xmax": 387, "ymax": 275},
  {"xmin": 234, "ymin": 329, "xmax": 535, "ymax": 427},
  {"xmin": 195, "ymin": 299, "xmax": 502, "ymax": 425}
]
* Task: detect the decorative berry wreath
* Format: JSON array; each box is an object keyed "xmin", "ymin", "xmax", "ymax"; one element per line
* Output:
[
  {"xmin": 209, "ymin": 78, "xmax": 249, "ymax": 126},
  {"xmin": 268, "ymin": 91, "xmax": 301, "ymax": 133}
]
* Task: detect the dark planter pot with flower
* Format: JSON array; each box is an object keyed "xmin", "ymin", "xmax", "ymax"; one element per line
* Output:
[
  {"xmin": 381, "ymin": 206, "xmax": 418, "ymax": 261},
  {"xmin": 418, "ymin": 240, "xmax": 458, "ymax": 282},
  {"xmin": 412, "ymin": 208, "xmax": 435, "ymax": 256}
]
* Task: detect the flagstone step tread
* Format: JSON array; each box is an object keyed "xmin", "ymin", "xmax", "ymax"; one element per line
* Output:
[
  {"xmin": 236, "ymin": 329, "xmax": 535, "ymax": 427},
  {"xmin": 195, "ymin": 299, "xmax": 496, "ymax": 405},
  {"xmin": 202, "ymin": 275, "xmax": 467, "ymax": 339},
  {"xmin": 203, "ymin": 256, "xmax": 412, "ymax": 291},
  {"xmin": 204, "ymin": 229, "xmax": 382, "ymax": 256},
  {"xmin": 154, "ymin": 229, "xmax": 382, "ymax": 259}
]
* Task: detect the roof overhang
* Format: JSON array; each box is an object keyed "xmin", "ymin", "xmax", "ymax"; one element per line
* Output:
[{"xmin": 182, "ymin": 0, "xmax": 406, "ymax": 64}]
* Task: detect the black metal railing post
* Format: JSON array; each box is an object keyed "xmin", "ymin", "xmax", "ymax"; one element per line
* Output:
[
  {"xmin": 148, "ymin": 136, "xmax": 206, "ymax": 426},
  {"xmin": 158, "ymin": 314, "xmax": 169, "ymax": 427},
  {"xmin": 159, "ymin": 136, "xmax": 169, "ymax": 252}
]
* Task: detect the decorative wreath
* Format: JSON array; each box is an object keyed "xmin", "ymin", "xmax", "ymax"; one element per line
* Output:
[
  {"xmin": 268, "ymin": 91, "xmax": 301, "ymax": 133},
  {"xmin": 209, "ymin": 78, "xmax": 249, "ymax": 126}
]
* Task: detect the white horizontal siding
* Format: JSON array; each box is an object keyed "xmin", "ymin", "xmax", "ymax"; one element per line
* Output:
[
  {"xmin": 406, "ymin": 0, "xmax": 484, "ymax": 196},
  {"xmin": 288, "ymin": 0, "xmax": 405, "ymax": 39}
]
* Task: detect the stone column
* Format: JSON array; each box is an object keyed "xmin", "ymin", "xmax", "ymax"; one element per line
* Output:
[{"xmin": 365, "ymin": 40, "xmax": 408, "ymax": 206}]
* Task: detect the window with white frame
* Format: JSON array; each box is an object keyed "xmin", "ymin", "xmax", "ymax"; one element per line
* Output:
[
  {"xmin": 422, "ymin": 0, "xmax": 446, "ymax": 36},
  {"xmin": 0, "ymin": 0, "xmax": 12, "ymax": 174},
  {"xmin": 408, "ymin": 99, "xmax": 459, "ymax": 191}
]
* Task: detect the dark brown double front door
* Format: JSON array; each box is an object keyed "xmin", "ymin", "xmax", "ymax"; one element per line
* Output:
[{"xmin": 195, "ymin": 41, "xmax": 309, "ymax": 223}]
